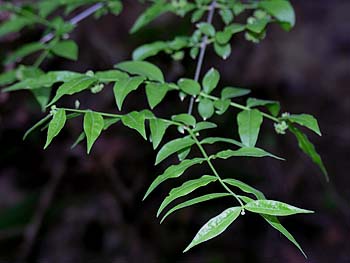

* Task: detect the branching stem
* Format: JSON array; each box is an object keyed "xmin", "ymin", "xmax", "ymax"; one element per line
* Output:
[{"xmin": 187, "ymin": 129, "xmax": 245, "ymax": 208}]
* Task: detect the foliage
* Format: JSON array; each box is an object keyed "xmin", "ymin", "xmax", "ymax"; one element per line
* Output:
[{"xmin": 0, "ymin": 0, "xmax": 328, "ymax": 256}]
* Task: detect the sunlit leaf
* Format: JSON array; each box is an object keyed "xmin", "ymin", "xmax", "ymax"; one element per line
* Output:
[
  {"xmin": 184, "ymin": 207, "xmax": 241, "ymax": 252},
  {"xmin": 245, "ymin": 200, "xmax": 314, "ymax": 216}
]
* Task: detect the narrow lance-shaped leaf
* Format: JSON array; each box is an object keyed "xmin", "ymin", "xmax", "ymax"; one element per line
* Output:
[
  {"xmin": 200, "ymin": 137, "xmax": 243, "ymax": 148},
  {"xmin": 214, "ymin": 147, "xmax": 284, "ymax": 161},
  {"xmin": 113, "ymin": 76, "xmax": 145, "ymax": 110},
  {"xmin": 239, "ymin": 196, "xmax": 307, "ymax": 258},
  {"xmin": 157, "ymin": 175, "xmax": 217, "ymax": 217},
  {"xmin": 83, "ymin": 112, "xmax": 104, "ymax": 154},
  {"xmin": 161, "ymin": 193, "xmax": 231, "ymax": 223},
  {"xmin": 130, "ymin": 1, "xmax": 172, "ymax": 33},
  {"xmin": 155, "ymin": 137, "xmax": 195, "ymax": 165},
  {"xmin": 95, "ymin": 70, "xmax": 128, "ymax": 82},
  {"xmin": 44, "ymin": 109, "xmax": 66, "ymax": 149},
  {"xmin": 23, "ymin": 114, "xmax": 52, "ymax": 140},
  {"xmin": 122, "ymin": 111, "xmax": 147, "ymax": 140},
  {"xmin": 237, "ymin": 109, "xmax": 263, "ymax": 147},
  {"xmin": 221, "ymin": 87, "xmax": 251, "ymax": 99},
  {"xmin": 289, "ymin": 125, "xmax": 328, "ymax": 180},
  {"xmin": 5, "ymin": 42, "xmax": 46, "ymax": 64},
  {"xmin": 245, "ymin": 200, "xmax": 314, "ymax": 216},
  {"xmin": 143, "ymin": 158, "xmax": 205, "ymax": 200},
  {"xmin": 115, "ymin": 61, "xmax": 164, "ymax": 82},
  {"xmin": 223, "ymin": 178, "xmax": 265, "ymax": 200},
  {"xmin": 71, "ymin": 132, "xmax": 85, "ymax": 149},
  {"xmin": 184, "ymin": 207, "xmax": 242, "ymax": 252},
  {"xmin": 48, "ymin": 76, "xmax": 97, "ymax": 106},
  {"xmin": 132, "ymin": 41, "xmax": 168, "ymax": 61}
]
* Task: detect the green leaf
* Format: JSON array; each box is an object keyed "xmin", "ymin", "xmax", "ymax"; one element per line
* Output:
[
  {"xmin": 172, "ymin": 114, "xmax": 196, "ymax": 127},
  {"xmin": 221, "ymin": 87, "xmax": 251, "ymax": 100},
  {"xmin": 95, "ymin": 70, "xmax": 128, "ymax": 82},
  {"xmin": 122, "ymin": 111, "xmax": 147, "ymax": 140},
  {"xmin": 71, "ymin": 132, "xmax": 85, "ymax": 149},
  {"xmin": 5, "ymin": 42, "xmax": 45, "ymax": 64},
  {"xmin": 31, "ymin": 87, "xmax": 51, "ymax": 111},
  {"xmin": 145, "ymin": 82, "xmax": 168, "ymax": 109},
  {"xmin": 83, "ymin": 111, "xmax": 104, "ymax": 154},
  {"xmin": 51, "ymin": 40, "xmax": 78, "ymax": 60},
  {"xmin": 161, "ymin": 193, "xmax": 231, "ymax": 223},
  {"xmin": 44, "ymin": 109, "xmax": 66, "ymax": 149},
  {"xmin": 262, "ymin": 214, "xmax": 307, "ymax": 258},
  {"xmin": 197, "ymin": 22, "xmax": 216, "ymax": 37},
  {"xmin": 113, "ymin": 76, "xmax": 145, "ymax": 110},
  {"xmin": 193, "ymin": 122, "xmax": 217, "ymax": 133},
  {"xmin": 184, "ymin": 207, "xmax": 241, "ymax": 252},
  {"xmin": 200, "ymin": 137, "xmax": 243, "ymax": 147},
  {"xmin": 103, "ymin": 118, "xmax": 120, "ymax": 130},
  {"xmin": 246, "ymin": 18, "xmax": 269, "ymax": 34},
  {"xmin": 143, "ymin": 158, "xmax": 205, "ymax": 200},
  {"xmin": 130, "ymin": 1, "xmax": 172, "ymax": 33},
  {"xmin": 259, "ymin": 0, "xmax": 295, "ymax": 28},
  {"xmin": 0, "ymin": 16, "xmax": 34, "ymax": 38},
  {"xmin": 48, "ymin": 76, "xmax": 97, "ymax": 106},
  {"xmin": 239, "ymin": 196, "xmax": 307, "ymax": 257},
  {"xmin": 219, "ymin": 9, "xmax": 234, "ymax": 25},
  {"xmin": 214, "ymin": 42, "xmax": 231, "ymax": 60},
  {"xmin": 247, "ymin": 98, "xmax": 280, "ymax": 117},
  {"xmin": 202, "ymin": 68, "xmax": 220, "ymax": 94},
  {"xmin": 289, "ymin": 125, "xmax": 328, "ymax": 180},
  {"xmin": 191, "ymin": 9, "xmax": 205, "ymax": 23},
  {"xmin": 223, "ymin": 179, "xmax": 265, "ymax": 200},
  {"xmin": 237, "ymin": 109, "xmax": 263, "ymax": 147},
  {"xmin": 214, "ymin": 99, "xmax": 230, "ymax": 115},
  {"xmin": 115, "ymin": 61, "xmax": 164, "ymax": 82},
  {"xmin": 23, "ymin": 114, "xmax": 51, "ymax": 140},
  {"xmin": 177, "ymin": 147, "xmax": 191, "ymax": 161},
  {"xmin": 214, "ymin": 147, "xmax": 284, "ymax": 161},
  {"xmin": 178, "ymin": 78, "xmax": 201, "ymax": 96},
  {"xmin": 157, "ymin": 175, "xmax": 217, "ymax": 217},
  {"xmin": 198, "ymin": 98, "xmax": 214, "ymax": 120},
  {"xmin": 245, "ymin": 200, "xmax": 314, "ymax": 216},
  {"xmin": 285, "ymin": 114, "xmax": 321, "ymax": 136},
  {"xmin": 132, "ymin": 41, "xmax": 168, "ymax": 60},
  {"xmin": 149, "ymin": 118, "xmax": 171, "ymax": 149},
  {"xmin": 215, "ymin": 23, "xmax": 245, "ymax": 45},
  {"xmin": 0, "ymin": 69, "xmax": 16, "ymax": 86},
  {"xmin": 155, "ymin": 137, "xmax": 195, "ymax": 165}
]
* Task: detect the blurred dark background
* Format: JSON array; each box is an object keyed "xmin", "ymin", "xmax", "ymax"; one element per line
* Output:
[{"xmin": 0, "ymin": 0, "xmax": 349, "ymax": 262}]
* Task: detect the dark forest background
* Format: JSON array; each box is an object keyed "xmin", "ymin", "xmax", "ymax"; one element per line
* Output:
[{"xmin": 0, "ymin": 0, "xmax": 349, "ymax": 262}]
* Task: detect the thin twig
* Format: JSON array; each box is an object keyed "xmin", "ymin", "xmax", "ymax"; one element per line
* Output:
[
  {"xmin": 188, "ymin": 0, "xmax": 217, "ymax": 114},
  {"xmin": 40, "ymin": 3, "xmax": 104, "ymax": 43}
]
